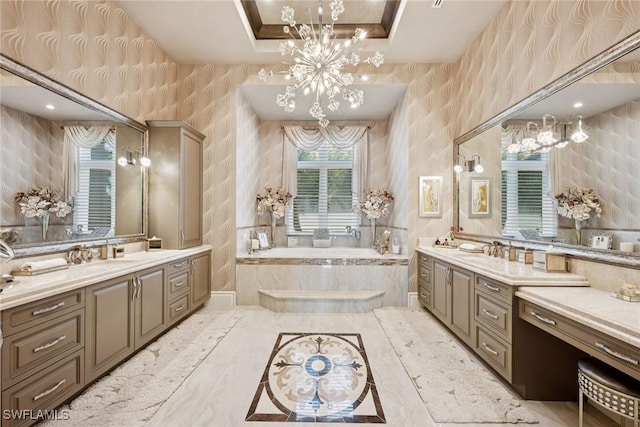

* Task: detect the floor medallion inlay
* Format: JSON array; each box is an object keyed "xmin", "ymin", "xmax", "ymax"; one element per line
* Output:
[{"xmin": 246, "ymin": 332, "xmax": 385, "ymax": 423}]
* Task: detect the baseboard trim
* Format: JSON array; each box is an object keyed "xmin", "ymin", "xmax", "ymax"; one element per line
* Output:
[
  {"xmin": 408, "ymin": 292, "xmax": 419, "ymax": 309},
  {"xmin": 209, "ymin": 291, "xmax": 236, "ymax": 309}
]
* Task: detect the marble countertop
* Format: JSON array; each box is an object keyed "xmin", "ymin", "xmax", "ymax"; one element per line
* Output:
[
  {"xmin": 416, "ymin": 245, "xmax": 589, "ymax": 287},
  {"xmin": 516, "ymin": 286, "xmax": 640, "ymax": 348},
  {"xmin": 0, "ymin": 245, "xmax": 212, "ymax": 311}
]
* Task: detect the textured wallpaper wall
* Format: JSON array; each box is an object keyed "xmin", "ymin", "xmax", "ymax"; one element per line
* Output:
[
  {"xmin": 3, "ymin": 0, "xmax": 640, "ymax": 294},
  {"xmin": 0, "ymin": 106, "xmax": 64, "ymax": 226},
  {"xmin": 236, "ymin": 94, "xmax": 261, "ymax": 229}
]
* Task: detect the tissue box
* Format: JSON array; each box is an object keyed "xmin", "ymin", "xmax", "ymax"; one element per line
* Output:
[{"xmin": 532, "ymin": 251, "xmax": 566, "ymax": 272}]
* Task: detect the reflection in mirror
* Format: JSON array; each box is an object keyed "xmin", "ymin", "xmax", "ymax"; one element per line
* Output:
[
  {"xmin": 455, "ymin": 35, "xmax": 640, "ymax": 263},
  {"xmin": 0, "ymin": 60, "xmax": 147, "ymax": 251}
]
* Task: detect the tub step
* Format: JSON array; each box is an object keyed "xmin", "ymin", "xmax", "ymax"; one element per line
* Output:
[{"xmin": 258, "ymin": 290, "xmax": 385, "ymax": 313}]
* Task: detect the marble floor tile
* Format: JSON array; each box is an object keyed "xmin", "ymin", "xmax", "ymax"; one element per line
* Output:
[{"xmin": 61, "ymin": 304, "xmax": 619, "ymax": 427}]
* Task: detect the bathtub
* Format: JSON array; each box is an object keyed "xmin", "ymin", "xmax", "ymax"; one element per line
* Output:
[{"xmin": 235, "ymin": 246, "xmax": 409, "ymax": 309}]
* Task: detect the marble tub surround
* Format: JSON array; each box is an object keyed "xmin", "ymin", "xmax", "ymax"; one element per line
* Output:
[
  {"xmin": 236, "ymin": 262, "xmax": 408, "ymax": 307},
  {"xmin": 417, "ymin": 245, "xmax": 589, "ymax": 287},
  {"xmin": 0, "ymin": 245, "xmax": 212, "ymax": 310},
  {"xmin": 258, "ymin": 290, "xmax": 385, "ymax": 313},
  {"xmin": 246, "ymin": 332, "xmax": 385, "ymax": 423},
  {"xmin": 516, "ymin": 287, "xmax": 640, "ymax": 348},
  {"xmin": 238, "ymin": 247, "xmax": 408, "ymax": 264}
]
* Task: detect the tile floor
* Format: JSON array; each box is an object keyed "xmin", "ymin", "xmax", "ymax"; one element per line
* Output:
[{"xmin": 142, "ymin": 305, "xmax": 617, "ymax": 427}]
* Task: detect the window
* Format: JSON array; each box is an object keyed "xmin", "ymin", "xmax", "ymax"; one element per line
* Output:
[
  {"xmin": 288, "ymin": 142, "xmax": 358, "ymax": 234},
  {"xmin": 74, "ymin": 139, "xmax": 115, "ymax": 231},
  {"xmin": 501, "ymin": 151, "xmax": 557, "ymax": 238}
]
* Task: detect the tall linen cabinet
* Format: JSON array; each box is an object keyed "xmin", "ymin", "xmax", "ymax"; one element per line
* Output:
[{"xmin": 147, "ymin": 121, "xmax": 205, "ymax": 249}]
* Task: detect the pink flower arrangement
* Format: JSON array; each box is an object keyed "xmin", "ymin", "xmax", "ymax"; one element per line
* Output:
[
  {"xmin": 354, "ymin": 188, "xmax": 394, "ymax": 220},
  {"xmin": 15, "ymin": 187, "xmax": 73, "ymax": 218}
]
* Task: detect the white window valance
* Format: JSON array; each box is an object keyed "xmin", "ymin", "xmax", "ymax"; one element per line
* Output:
[
  {"xmin": 282, "ymin": 125, "xmax": 368, "ymax": 198},
  {"xmin": 62, "ymin": 126, "xmax": 115, "ymax": 199}
]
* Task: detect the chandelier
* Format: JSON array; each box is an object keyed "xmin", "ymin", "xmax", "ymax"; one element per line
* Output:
[
  {"xmin": 258, "ymin": 0, "xmax": 384, "ymax": 127},
  {"xmin": 507, "ymin": 114, "xmax": 588, "ymax": 154}
]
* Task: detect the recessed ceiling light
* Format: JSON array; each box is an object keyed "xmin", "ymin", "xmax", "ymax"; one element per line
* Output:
[
  {"xmin": 45, "ymin": 104, "xmax": 55, "ymax": 110},
  {"xmin": 573, "ymin": 102, "xmax": 583, "ymax": 108}
]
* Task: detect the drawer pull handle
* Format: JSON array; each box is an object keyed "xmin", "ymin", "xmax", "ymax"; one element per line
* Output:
[
  {"xmin": 596, "ymin": 342, "xmax": 639, "ymax": 365},
  {"xmin": 33, "ymin": 379, "xmax": 66, "ymax": 401},
  {"xmin": 32, "ymin": 301, "xmax": 65, "ymax": 316},
  {"xmin": 482, "ymin": 342, "xmax": 499, "ymax": 356},
  {"xmin": 483, "ymin": 283, "xmax": 500, "ymax": 293},
  {"xmin": 420, "ymin": 272, "xmax": 427, "ymax": 277},
  {"xmin": 173, "ymin": 262, "xmax": 186, "ymax": 269},
  {"xmin": 174, "ymin": 281, "xmax": 186, "ymax": 288},
  {"xmin": 482, "ymin": 308, "xmax": 499, "ymax": 320},
  {"xmin": 175, "ymin": 304, "xmax": 186, "ymax": 313},
  {"xmin": 33, "ymin": 335, "xmax": 66, "ymax": 353},
  {"xmin": 531, "ymin": 311, "xmax": 556, "ymax": 326},
  {"xmin": 420, "ymin": 256, "xmax": 427, "ymax": 261}
]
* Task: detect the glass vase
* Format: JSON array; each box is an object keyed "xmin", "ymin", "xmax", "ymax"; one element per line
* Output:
[
  {"xmin": 574, "ymin": 218, "xmax": 582, "ymax": 246},
  {"xmin": 270, "ymin": 213, "xmax": 277, "ymax": 248},
  {"xmin": 370, "ymin": 218, "xmax": 377, "ymax": 248},
  {"xmin": 40, "ymin": 211, "xmax": 50, "ymax": 241}
]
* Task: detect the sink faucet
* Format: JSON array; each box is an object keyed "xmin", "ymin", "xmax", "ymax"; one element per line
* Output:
[{"xmin": 0, "ymin": 239, "xmax": 15, "ymax": 287}]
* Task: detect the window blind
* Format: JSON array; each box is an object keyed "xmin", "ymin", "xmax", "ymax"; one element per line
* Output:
[
  {"xmin": 501, "ymin": 152, "xmax": 557, "ymax": 238},
  {"xmin": 289, "ymin": 142, "xmax": 358, "ymax": 234},
  {"xmin": 74, "ymin": 140, "xmax": 115, "ymax": 231}
]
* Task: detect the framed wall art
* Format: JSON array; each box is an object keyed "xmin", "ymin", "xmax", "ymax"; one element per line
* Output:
[
  {"xmin": 589, "ymin": 233, "xmax": 613, "ymax": 250},
  {"xmin": 469, "ymin": 177, "xmax": 491, "ymax": 217},
  {"xmin": 419, "ymin": 176, "xmax": 442, "ymax": 217}
]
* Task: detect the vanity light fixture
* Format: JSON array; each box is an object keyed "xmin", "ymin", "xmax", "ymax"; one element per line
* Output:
[
  {"xmin": 454, "ymin": 154, "xmax": 484, "ymax": 173},
  {"xmin": 118, "ymin": 148, "xmax": 151, "ymax": 168}
]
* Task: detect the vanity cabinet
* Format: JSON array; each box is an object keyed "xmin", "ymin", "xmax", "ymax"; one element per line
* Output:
[
  {"xmin": 430, "ymin": 260, "xmax": 474, "ymax": 346},
  {"xmin": 165, "ymin": 258, "xmax": 191, "ymax": 326},
  {"xmin": 85, "ymin": 266, "xmax": 165, "ymax": 382},
  {"xmin": 147, "ymin": 121, "xmax": 205, "ymax": 249},
  {"xmin": 1, "ymin": 290, "xmax": 85, "ymax": 427},
  {"xmin": 191, "ymin": 252, "xmax": 211, "ymax": 308}
]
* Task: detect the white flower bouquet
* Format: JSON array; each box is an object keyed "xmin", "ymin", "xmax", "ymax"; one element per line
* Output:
[
  {"xmin": 354, "ymin": 188, "xmax": 394, "ymax": 220},
  {"xmin": 555, "ymin": 187, "xmax": 602, "ymax": 221},
  {"xmin": 15, "ymin": 187, "xmax": 73, "ymax": 218},
  {"xmin": 256, "ymin": 187, "xmax": 292, "ymax": 219}
]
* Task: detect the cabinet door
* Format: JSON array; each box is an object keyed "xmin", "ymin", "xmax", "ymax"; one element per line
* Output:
[
  {"xmin": 180, "ymin": 131, "xmax": 202, "ymax": 248},
  {"xmin": 191, "ymin": 252, "xmax": 211, "ymax": 308},
  {"xmin": 432, "ymin": 261, "xmax": 450, "ymax": 322},
  {"xmin": 135, "ymin": 267, "xmax": 165, "ymax": 350},
  {"xmin": 450, "ymin": 267, "xmax": 474, "ymax": 345},
  {"xmin": 85, "ymin": 276, "xmax": 134, "ymax": 382}
]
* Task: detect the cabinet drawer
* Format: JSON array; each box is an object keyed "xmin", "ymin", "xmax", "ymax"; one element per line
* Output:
[
  {"xmin": 168, "ymin": 294, "xmax": 190, "ymax": 324},
  {"xmin": 166, "ymin": 258, "xmax": 190, "ymax": 275},
  {"xmin": 417, "ymin": 266, "xmax": 432, "ymax": 290},
  {"xmin": 475, "ymin": 293, "xmax": 512, "ymax": 343},
  {"xmin": 520, "ymin": 300, "xmax": 640, "ymax": 379},
  {"xmin": 417, "ymin": 253, "xmax": 432, "ymax": 270},
  {"xmin": 168, "ymin": 272, "xmax": 189, "ymax": 299},
  {"xmin": 475, "ymin": 326, "xmax": 512, "ymax": 382},
  {"xmin": 2, "ymin": 350, "xmax": 83, "ymax": 427},
  {"xmin": 418, "ymin": 286, "xmax": 431, "ymax": 308},
  {"xmin": 2, "ymin": 310, "xmax": 84, "ymax": 389},
  {"xmin": 2, "ymin": 290, "xmax": 84, "ymax": 335},
  {"xmin": 475, "ymin": 276, "xmax": 513, "ymax": 305}
]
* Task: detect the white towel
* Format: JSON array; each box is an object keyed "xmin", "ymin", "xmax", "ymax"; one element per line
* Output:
[{"xmin": 20, "ymin": 258, "xmax": 68, "ymax": 272}]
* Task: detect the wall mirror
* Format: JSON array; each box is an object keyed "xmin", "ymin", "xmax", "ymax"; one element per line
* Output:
[
  {"xmin": 454, "ymin": 32, "xmax": 640, "ymax": 267},
  {"xmin": 0, "ymin": 55, "xmax": 148, "ymax": 257}
]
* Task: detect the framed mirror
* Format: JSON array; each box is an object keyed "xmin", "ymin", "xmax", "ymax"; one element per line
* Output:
[
  {"xmin": 454, "ymin": 31, "xmax": 640, "ymax": 267},
  {"xmin": 0, "ymin": 55, "xmax": 148, "ymax": 257}
]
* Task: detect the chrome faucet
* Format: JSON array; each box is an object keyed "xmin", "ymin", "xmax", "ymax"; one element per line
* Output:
[{"xmin": 345, "ymin": 226, "xmax": 361, "ymax": 246}]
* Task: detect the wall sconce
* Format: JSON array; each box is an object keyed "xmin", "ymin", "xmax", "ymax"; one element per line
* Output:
[
  {"xmin": 508, "ymin": 114, "xmax": 588, "ymax": 155},
  {"xmin": 454, "ymin": 154, "xmax": 484, "ymax": 173},
  {"xmin": 118, "ymin": 147, "xmax": 151, "ymax": 168}
]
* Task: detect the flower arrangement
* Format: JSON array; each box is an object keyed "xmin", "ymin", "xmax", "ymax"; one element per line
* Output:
[
  {"xmin": 554, "ymin": 187, "xmax": 602, "ymax": 221},
  {"xmin": 15, "ymin": 187, "xmax": 73, "ymax": 218},
  {"xmin": 354, "ymin": 188, "xmax": 394, "ymax": 219},
  {"xmin": 256, "ymin": 187, "xmax": 292, "ymax": 219}
]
